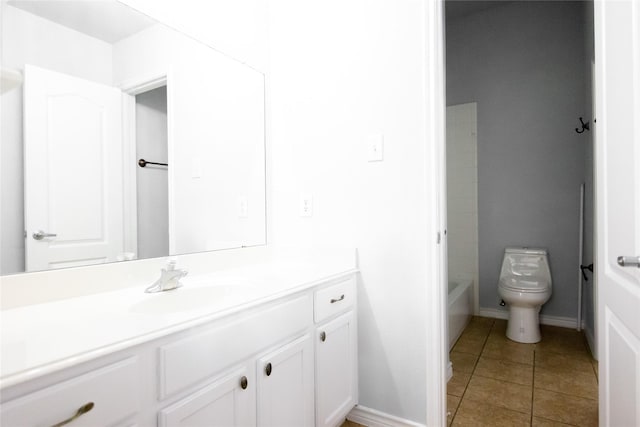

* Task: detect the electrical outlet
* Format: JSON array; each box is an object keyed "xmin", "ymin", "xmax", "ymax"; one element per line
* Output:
[
  {"xmin": 299, "ymin": 194, "xmax": 313, "ymax": 217},
  {"xmin": 367, "ymin": 133, "xmax": 384, "ymax": 162},
  {"xmin": 238, "ymin": 196, "xmax": 248, "ymax": 218}
]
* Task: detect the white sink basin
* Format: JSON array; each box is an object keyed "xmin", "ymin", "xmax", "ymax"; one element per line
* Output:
[{"xmin": 130, "ymin": 284, "xmax": 259, "ymax": 315}]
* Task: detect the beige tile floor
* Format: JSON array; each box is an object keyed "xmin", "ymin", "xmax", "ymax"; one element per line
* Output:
[{"xmin": 447, "ymin": 316, "xmax": 598, "ymax": 427}]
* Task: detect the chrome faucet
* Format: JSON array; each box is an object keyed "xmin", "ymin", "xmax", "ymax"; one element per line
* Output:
[{"xmin": 145, "ymin": 259, "xmax": 188, "ymax": 293}]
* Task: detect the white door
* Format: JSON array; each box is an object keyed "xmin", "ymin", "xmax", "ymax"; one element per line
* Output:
[
  {"xmin": 257, "ymin": 335, "xmax": 314, "ymax": 427},
  {"xmin": 24, "ymin": 65, "xmax": 125, "ymax": 271},
  {"xmin": 594, "ymin": 1, "xmax": 640, "ymax": 426}
]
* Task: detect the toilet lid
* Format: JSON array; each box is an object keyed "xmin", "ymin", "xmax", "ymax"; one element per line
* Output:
[{"xmin": 499, "ymin": 276, "xmax": 550, "ymax": 292}]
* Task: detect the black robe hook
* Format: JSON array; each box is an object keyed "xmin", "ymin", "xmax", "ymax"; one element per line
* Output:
[
  {"xmin": 580, "ymin": 264, "xmax": 593, "ymax": 281},
  {"xmin": 575, "ymin": 117, "xmax": 590, "ymax": 134}
]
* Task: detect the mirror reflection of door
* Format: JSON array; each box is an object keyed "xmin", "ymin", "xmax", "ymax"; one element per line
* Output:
[
  {"xmin": 24, "ymin": 65, "xmax": 125, "ymax": 271},
  {"xmin": 1, "ymin": 0, "xmax": 267, "ymax": 275},
  {"xmin": 24, "ymin": 67, "xmax": 170, "ymax": 271},
  {"xmin": 135, "ymin": 86, "xmax": 169, "ymax": 260}
]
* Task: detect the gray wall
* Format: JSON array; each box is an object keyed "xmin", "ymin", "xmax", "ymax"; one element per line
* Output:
[
  {"xmin": 446, "ymin": 1, "xmax": 588, "ymax": 319},
  {"xmin": 581, "ymin": 1, "xmax": 596, "ymax": 347},
  {"xmin": 135, "ymin": 87, "xmax": 169, "ymax": 259}
]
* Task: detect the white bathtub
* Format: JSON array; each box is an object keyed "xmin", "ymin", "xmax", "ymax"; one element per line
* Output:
[{"xmin": 448, "ymin": 280, "xmax": 473, "ymax": 350}]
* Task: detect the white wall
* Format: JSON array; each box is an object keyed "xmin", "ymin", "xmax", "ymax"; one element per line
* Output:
[
  {"xmin": 117, "ymin": 0, "xmax": 268, "ymax": 73},
  {"xmin": 0, "ymin": 5, "xmax": 113, "ymax": 275},
  {"xmin": 446, "ymin": 103, "xmax": 478, "ymax": 308},
  {"xmin": 268, "ymin": 0, "xmax": 435, "ymax": 423}
]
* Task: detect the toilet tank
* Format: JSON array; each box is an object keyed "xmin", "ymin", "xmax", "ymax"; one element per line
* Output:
[{"xmin": 500, "ymin": 247, "xmax": 552, "ymax": 284}]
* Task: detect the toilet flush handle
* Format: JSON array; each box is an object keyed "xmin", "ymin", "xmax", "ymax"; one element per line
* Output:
[{"xmin": 617, "ymin": 256, "xmax": 640, "ymax": 268}]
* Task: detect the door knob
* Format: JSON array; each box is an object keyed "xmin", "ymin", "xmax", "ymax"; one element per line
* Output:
[
  {"xmin": 32, "ymin": 230, "xmax": 57, "ymax": 240},
  {"xmin": 617, "ymin": 256, "xmax": 640, "ymax": 268}
]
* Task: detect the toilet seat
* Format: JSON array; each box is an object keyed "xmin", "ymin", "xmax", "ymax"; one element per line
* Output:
[{"xmin": 499, "ymin": 276, "xmax": 550, "ymax": 293}]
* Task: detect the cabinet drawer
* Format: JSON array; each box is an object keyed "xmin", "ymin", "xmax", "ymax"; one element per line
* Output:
[
  {"xmin": 314, "ymin": 277, "xmax": 356, "ymax": 323},
  {"xmin": 1, "ymin": 357, "xmax": 139, "ymax": 427},
  {"xmin": 160, "ymin": 294, "xmax": 312, "ymax": 399}
]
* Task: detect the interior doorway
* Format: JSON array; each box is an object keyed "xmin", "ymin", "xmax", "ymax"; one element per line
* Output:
[
  {"xmin": 443, "ymin": 1, "xmax": 597, "ymax": 425},
  {"xmin": 134, "ymin": 86, "xmax": 169, "ymax": 259}
]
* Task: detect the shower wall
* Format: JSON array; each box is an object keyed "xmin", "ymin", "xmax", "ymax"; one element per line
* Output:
[
  {"xmin": 447, "ymin": 102, "xmax": 479, "ymax": 312},
  {"xmin": 446, "ymin": 1, "xmax": 589, "ymax": 320}
]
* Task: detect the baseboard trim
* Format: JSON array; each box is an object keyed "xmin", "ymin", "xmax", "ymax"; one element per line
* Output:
[
  {"xmin": 347, "ymin": 405, "xmax": 426, "ymax": 427},
  {"xmin": 447, "ymin": 361, "xmax": 453, "ymax": 382},
  {"xmin": 478, "ymin": 308, "xmax": 579, "ymax": 329},
  {"xmin": 478, "ymin": 308, "xmax": 508, "ymax": 320}
]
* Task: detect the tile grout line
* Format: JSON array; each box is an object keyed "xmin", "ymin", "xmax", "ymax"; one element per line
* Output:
[
  {"xmin": 453, "ymin": 320, "xmax": 598, "ymax": 426},
  {"xmin": 531, "ymin": 347, "xmax": 536, "ymax": 426},
  {"xmin": 449, "ymin": 319, "xmax": 494, "ymax": 426},
  {"xmin": 449, "ymin": 320, "xmax": 495, "ymax": 425}
]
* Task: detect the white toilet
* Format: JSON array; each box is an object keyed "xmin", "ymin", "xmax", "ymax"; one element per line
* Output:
[{"xmin": 498, "ymin": 247, "xmax": 552, "ymax": 343}]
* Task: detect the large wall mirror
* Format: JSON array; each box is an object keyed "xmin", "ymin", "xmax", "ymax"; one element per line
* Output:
[{"xmin": 0, "ymin": 0, "xmax": 266, "ymax": 275}]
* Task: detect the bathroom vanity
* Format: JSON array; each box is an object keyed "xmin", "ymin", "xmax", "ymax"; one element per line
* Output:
[{"xmin": 0, "ymin": 248, "xmax": 358, "ymax": 427}]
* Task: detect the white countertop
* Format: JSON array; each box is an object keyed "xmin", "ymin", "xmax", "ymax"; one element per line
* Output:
[{"xmin": 0, "ymin": 248, "xmax": 357, "ymax": 389}]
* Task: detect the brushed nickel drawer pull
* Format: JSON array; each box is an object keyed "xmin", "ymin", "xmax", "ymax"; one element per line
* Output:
[
  {"xmin": 240, "ymin": 376, "xmax": 248, "ymax": 390},
  {"xmin": 50, "ymin": 402, "xmax": 94, "ymax": 427},
  {"xmin": 265, "ymin": 362, "xmax": 272, "ymax": 376},
  {"xmin": 320, "ymin": 331, "xmax": 326, "ymax": 342},
  {"xmin": 330, "ymin": 294, "xmax": 345, "ymax": 304}
]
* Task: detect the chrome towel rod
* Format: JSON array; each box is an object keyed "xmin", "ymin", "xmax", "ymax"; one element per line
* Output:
[{"xmin": 138, "ymin": 158, "xmax": 168, "ymax": 168}]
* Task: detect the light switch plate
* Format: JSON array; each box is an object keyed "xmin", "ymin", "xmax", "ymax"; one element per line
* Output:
[
  {"xmin": 299, "ymin": 194, "xmax": 313, "ymax": 217},
  {"xmin": 367, "ymin": 133, "xmax": 384, "ymax": 162}
]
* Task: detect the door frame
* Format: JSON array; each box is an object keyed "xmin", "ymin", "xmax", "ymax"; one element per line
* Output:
[
  {"xmin": 118, "ymin": 71, "xmax": 172, "ymax": 257},
  {"xmin": 431, "ymin": 0, "xmax": 632, "ymax": 424},
  {"xmin": 425, "ymin": 0, "xmax": 448, "ymax": 426}
]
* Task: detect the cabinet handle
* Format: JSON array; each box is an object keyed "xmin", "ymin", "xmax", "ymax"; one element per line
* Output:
[
  {"xmin": 50, "ymin": 402, "xmax": 94, "ymax": 427},
  {"xmin": 330, "ymin": 294, "xmax": 345, "ymax": 304},
  {"xmin": 265, "ymin": 362, "xmax": 272, "ymax": 376},
  {"xmin": 320, "ymin": 331, "xmax": 326, "ymax": 342},
  {"xmin": 240, "ymin": 376, "xmax": 248, "ymax": 390}
]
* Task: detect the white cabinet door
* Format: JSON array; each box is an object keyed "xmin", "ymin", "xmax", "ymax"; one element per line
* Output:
[
  {"xmin": 256, "ymin": 335, "xmax": 314, "ymax": 427},
  {"xmin": 159, "ymin": 366, "xmax": 255, "ymax": 427},
  {"xmin": 315, "ymin": 311, "xmax": 358, "ymax": 427}
]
